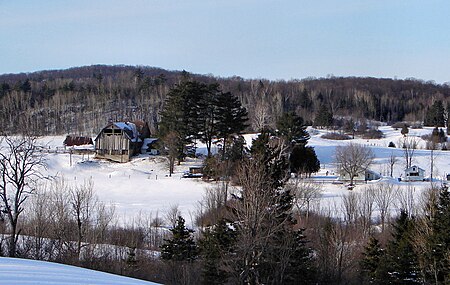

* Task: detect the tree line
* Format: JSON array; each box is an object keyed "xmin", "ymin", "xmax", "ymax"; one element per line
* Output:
[{"xmin": 1, "ymin": 65, "xmax": 450, "ymax": 136}]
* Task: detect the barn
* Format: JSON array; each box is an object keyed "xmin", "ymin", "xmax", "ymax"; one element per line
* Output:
[{"xmin": 94, "ymin": 121, "xmax": 150, "ymax": 163}]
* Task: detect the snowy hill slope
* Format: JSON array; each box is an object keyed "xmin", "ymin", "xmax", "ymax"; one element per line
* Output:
[
  {"xmin": 23, "ymin": 126, "xmax": 450, "ymax": 222},
  {"xmin": 0, "ymin": 257, "xmax": 159, "ymax": 285}
]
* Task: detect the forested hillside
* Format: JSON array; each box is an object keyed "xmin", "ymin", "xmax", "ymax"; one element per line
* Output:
[{"xmin": 1, "ymin": 65, "xmax": 449, "ymax": 135}]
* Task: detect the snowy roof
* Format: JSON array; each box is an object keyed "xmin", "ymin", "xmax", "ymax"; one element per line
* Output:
[
  {"xmin": 113, "ymin": 122, "xmax": 140, "ymax": 142},
  {"xmin": 95, "ymin": 122, "xmax": 143, "ymax": 142},
  {"xmin": 405, "ymin": 165, "xmax": 425, "ymax": 172}
]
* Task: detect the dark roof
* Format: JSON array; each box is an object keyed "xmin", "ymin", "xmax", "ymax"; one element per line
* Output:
[{"xmin": 64, "ymin": 136, "xmax": 93, "ymax": 146}]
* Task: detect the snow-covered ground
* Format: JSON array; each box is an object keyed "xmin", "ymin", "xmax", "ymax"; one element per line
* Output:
[
  {"xmin": 0, "ymin": 257, "xmax": 159, "ymax": 285},
  {"xmin": 5, "ymin": 126, "xmax": 449, "ymax": 224}
]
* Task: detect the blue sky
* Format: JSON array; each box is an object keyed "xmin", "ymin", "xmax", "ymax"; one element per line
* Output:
[{"xmin": 1, "ymin": 0, "xmax": 449, "ymax": 83}]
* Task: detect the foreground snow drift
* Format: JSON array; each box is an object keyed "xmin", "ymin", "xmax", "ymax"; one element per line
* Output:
[{"xmin": 0, "ymin": 257, "xmax": 159, "ymax": 285}]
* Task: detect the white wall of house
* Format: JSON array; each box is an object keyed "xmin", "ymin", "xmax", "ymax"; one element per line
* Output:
[{"xmin": 404, "ymin": 165, "xmax": 425, "ymax": 181}]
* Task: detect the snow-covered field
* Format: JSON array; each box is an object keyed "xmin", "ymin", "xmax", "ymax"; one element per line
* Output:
[
  {"xmin": 10, "ymin": 126, "xmax": 450, "ymax": 223},
  {"xmin": 0, "ymin": 257, "xmax": 159, "ymax": 285}
]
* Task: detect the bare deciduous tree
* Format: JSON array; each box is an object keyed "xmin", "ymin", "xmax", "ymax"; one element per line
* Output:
[
  {"xmin": 395, "ymin": 185, "xmax": 417, "ymax": 216},
  {"xmin": 357, "ymin": 189, "xmax": 375, "ymax": 237},
  {"xmin": 288, "ymin": 179, "xmax": 322, "ymax": 224},
  {"xmin": 341, "ymin": 192, "xmax": 360, "ymax": 226},
  {"xmin": 0, "ymin": 135, "xmax": 46, "ymax": 257},
  {"xmin": 69, "ymin": 179, "xmax": 96, "ymax": 259},
  {"xmin": 252, "ymin": 101, "xmax": 270, "ymax": 131},
  {"xmin": 400, "ymin": 136, "xmax": 419, "ymax": 169},
  {"xmin": 389, "ymin": 151, "xmax": 398, "ymax": 177},
  {"xmin": 371, "ymin": 183, "xmax": 397, "ymax": 232},
  {"xmin": 335, "ymin": 143, "xmax": 374, "ymax": 186},
  {"xmin": 165, "ymin": 204, "xmax": 181, "ymax": 229}
]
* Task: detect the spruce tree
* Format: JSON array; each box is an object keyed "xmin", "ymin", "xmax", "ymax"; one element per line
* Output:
[
  {"xmin": 232, "ymin": 131, "xmax": 317, "ymax": 284},
  {"xmin": 385, "ymin": 210, "xmax": 422, "ymax": 284},
  {"xmin": 422, "ymin": 186, "xmax": 450, "ymax": 284},
  {"xmin": 199, "ymin": 219, "xmax": 237, "ymax": 285},
  {"xmin": 276, "ymin": 112, "xmax": 310, "ymax": 146},
  {"xmin": 215, "ymin": 91, "xmax": 248, "ymax": 159},
  {"xmin": 314, "ymin": 104, "xmax": 333, "ymax": 128},
  {"xmin": 161, "ymin": 216, "xmax": 199, "ymax": 262},
  {"xmin": 361, "ymin": 236, "xmax": 386, "ymax": 284},
  {"xmin": 289, "ymin": 145, "xmax": 320, "ymax": 177},
  {"xmin": 425, "ymin": 101, "xmax": 446, "ymax": 127}
]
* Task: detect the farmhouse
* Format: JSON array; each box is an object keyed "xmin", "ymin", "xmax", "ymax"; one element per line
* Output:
[
  {"xmin": 95, "ymin": 121, "xmax": 150, "ymax": 163},
  {"xmin": 403, "ymin": 165, "xmax": 425, "ymax": 182}
]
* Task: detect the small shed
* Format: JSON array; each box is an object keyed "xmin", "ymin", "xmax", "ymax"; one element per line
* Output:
[
  {"xmin": 63, "ymin": 136, "xmax": 93, "ymax": 147},
  {"xmin": 95, "ymin": 121, "xmax": 150, "ymax": 163},
  {"xmin": 339, "ymin": 169, "xmax": 381, "ymax": 182},
  {"xmin": 183, "ymin": 166, "xmax": 204, "ymax": 178},
  {"xmin": 446, "ymin": 174, "xmax": 450, "ymax": 181},
  {"xmin": 404, "ymin": 165, "xmax": 425, "ymax": 182}
]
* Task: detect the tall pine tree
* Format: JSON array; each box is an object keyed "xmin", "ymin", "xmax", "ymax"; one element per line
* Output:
[
  {"xmin": 215, "ymin": 91, "xmax": 248, "ymax": 159},
  {"xmin": 276, "ymin": 112, "xmax": 310, "ymax": 146}
]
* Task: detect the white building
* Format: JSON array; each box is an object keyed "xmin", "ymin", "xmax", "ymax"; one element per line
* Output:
[
  {"xmin": 339, "ymin": 169, "xmax": 382, "ymax": 182},
  {"xmin": 404, "ymin": 165, "xmax": 425, "ymax": 182}
]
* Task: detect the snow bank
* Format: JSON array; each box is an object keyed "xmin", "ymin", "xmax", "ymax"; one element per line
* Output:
[{"xmin": 0, "ymin": 257, "xmax": 159, "ymax": 285}]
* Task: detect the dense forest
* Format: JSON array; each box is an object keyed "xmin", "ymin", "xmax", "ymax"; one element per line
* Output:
[{"xmin": 1, "ymin": 65, "xmax": 450, "ymax": 136}]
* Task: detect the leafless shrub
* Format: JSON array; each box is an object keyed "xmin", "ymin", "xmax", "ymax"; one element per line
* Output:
[{"xmin": 321, "ymin": 132, "xmax": 352, "ymax": 140}]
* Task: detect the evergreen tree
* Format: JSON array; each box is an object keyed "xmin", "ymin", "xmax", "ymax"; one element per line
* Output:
[
  {"xmin": 361, "ymin": 236, "xmax": 387, "ymax": 284},
  {"xmin": 425, "ymin": 101, "xmax": 445, "ymax": 127},
  {"xmin": 199, "ymin": 219, "xmax": 237, "ymax": 285},
  {"xmin": 276, "ymin": 112, "xmax": 310, "ymax": 146},
  {"xmin": 250, "ymin": 128, "xmax": 289, "ymax": 190},
  {"xmin": 215, "ymin": 91, "xmax": 248, "ymax": 159},
  {"xmin": 159, "ymin": 81, "xmax": 203, "ymax": 161},
  {"xmin": 422, "ymin": 186, "xmax": 450, "ymax": 284},
  {"xmin": 289, "ymin": 145, "xmax": 320, "ymax": 177},
  {"xmin": 196, "ymin": 83, "xmax": 221, "ymax": 157},
  {"xmin": 231, "ymin": 132, "xmax": 317, "ymax": 284},
  {"xmin": 283, "ymin": 228, "xmax": 317, "ymax": 284},
  {"xmin": 314, "ymin": 104, "xmax": 333, "ymax": 128},
  {"xmin": 161, "ymin": 216, "xmax": 199, "ymax": 262},
  {"xmin": 447, "ymin": 102, "xmax": 450, "ymax": 135},
  {"xmin": 385, "ymin": 210, "xmax": 422, "ymax": 284}
]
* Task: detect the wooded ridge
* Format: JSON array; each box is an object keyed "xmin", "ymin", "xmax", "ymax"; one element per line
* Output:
[{"xmin": 1, "ymin": 65, "xmax": 449, "ymax": 135}]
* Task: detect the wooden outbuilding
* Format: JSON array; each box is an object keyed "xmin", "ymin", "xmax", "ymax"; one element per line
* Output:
[
  {"xmin": 63, "ymin": 136, "xmax": 93, "ymax": 147},
  {"xmin": 94, "ymin": 121, "xmax": 150, "ymax": 163}
]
